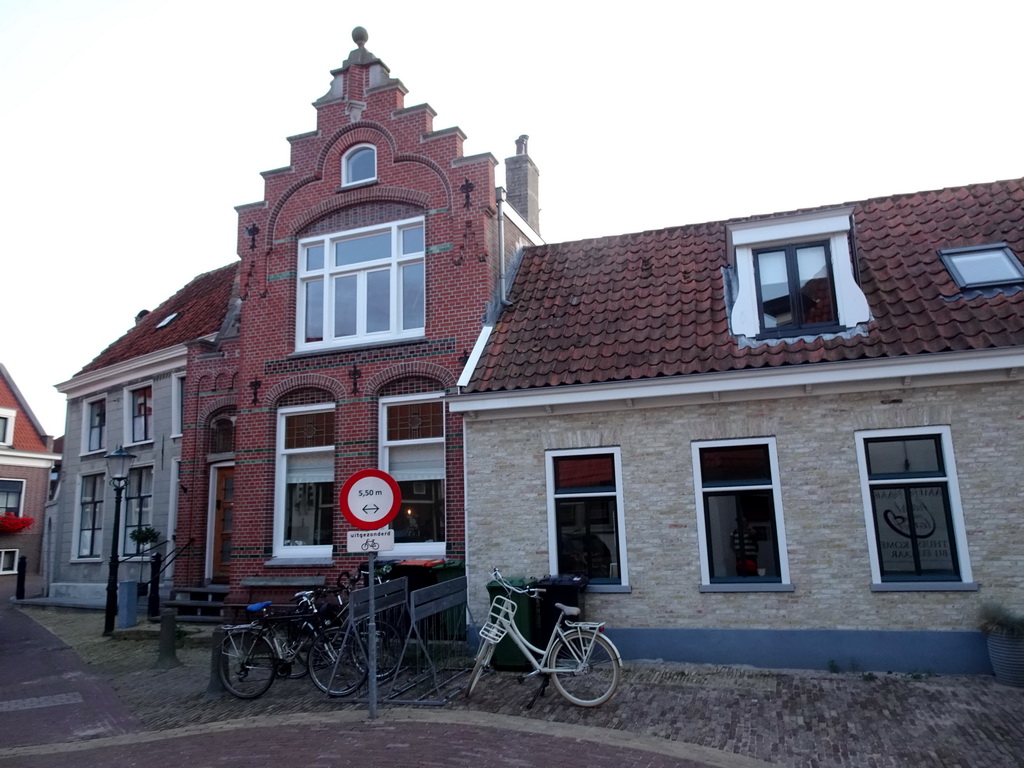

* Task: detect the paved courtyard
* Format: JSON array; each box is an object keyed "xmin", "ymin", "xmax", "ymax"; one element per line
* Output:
[{"xmin": 2, "ymin": 597, "xmax": 1022, "ymax": 767}]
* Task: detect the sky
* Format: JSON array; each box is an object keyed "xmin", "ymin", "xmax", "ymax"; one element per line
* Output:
[{"xmin": 1, "ymin": 0, "xmax": 1021, "ymax": 438}]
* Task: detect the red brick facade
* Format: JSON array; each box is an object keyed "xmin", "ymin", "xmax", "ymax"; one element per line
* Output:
[{"xmin": 175, "ymin": 33, "xmax": 507, "ymax": 600}]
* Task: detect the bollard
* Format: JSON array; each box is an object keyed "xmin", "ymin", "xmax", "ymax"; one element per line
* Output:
[
  {"xmin": 154, "ymin": 608, "xmax": 182, "ymax": 669},
  {"xmin": 205, "ymin": 626, "xmax": 226, "ymax": 700},
  {"xmin": 147, "ymin": 553, "xmax": 161, "ymax": 620},
  {"xmin": 15, "ymin": 555, "xmax": 26, "ymax": 600}
]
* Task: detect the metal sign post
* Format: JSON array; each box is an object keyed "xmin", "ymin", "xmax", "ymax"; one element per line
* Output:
[{"xmin": 340, "ymin": 469, "xmax": 401, "ymax": 719}]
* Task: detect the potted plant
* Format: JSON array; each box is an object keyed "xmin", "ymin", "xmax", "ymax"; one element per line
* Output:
[
  {"xmin": 0, "ymin": 514, "xmax": 34, "ymax": 534},
  {"xmin": 978, "ymin": 602, "xmax": 1024, "ymax": 687},
  {"xmin": 128, "ymin": 526, "xmax": 161, "ymax": 595}
]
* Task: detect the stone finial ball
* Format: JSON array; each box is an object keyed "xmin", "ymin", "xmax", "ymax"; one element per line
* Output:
[{"xmin": 352, "ymin": 27, "xmax": 368, "ymax": 46}]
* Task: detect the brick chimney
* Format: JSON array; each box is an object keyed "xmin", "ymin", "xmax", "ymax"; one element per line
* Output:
[{"xmin": 505, "ymin": 135, "xmax": 540, "ymax": 234}]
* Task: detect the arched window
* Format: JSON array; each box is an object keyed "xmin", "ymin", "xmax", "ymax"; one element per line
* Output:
[
  {"xmin": 210, "ymin": 417, "xmax": 235, "ymax": 454},
  {"xmin": 343, "ymin": 144, "xmax": 376, "ymax": 187}
]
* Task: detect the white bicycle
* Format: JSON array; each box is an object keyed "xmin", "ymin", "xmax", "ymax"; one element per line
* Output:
[{"xmin": 465, "ymin": 568, "xmax": 622, "ymax": 707}]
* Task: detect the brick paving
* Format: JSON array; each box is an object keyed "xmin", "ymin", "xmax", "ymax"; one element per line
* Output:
[{"xmin": 3, "ymin": 602, "xmax": 1024, "ymax": 767}]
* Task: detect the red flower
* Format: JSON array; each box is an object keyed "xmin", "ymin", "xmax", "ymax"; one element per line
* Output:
[{"xmin": 0, "ymin": 514, "xmax": 34, "ymax": 534}]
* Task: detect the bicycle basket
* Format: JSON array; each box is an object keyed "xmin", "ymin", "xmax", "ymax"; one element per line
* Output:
[{"xmin": 479, "ymin": 595, "xmax": 517, "ymax": 644}]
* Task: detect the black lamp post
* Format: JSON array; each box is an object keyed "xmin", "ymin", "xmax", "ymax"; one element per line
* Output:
[{"xmin": 103, "ymin": 445, "xmax": 136, "ymax": 636}]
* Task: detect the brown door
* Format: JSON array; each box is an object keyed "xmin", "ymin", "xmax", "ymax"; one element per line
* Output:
[{"xmin": 212, "ymin": 467, "xmax": 234, "ymax": 583}]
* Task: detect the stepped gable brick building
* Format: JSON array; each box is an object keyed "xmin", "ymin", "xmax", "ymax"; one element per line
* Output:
[
  {"xmin": 451, "ymin": 177, "xmax": 1024, "ymax": 674},
  {"xmin": 173, "ymin": 28, "xmax": 541, "ymax": 607}
]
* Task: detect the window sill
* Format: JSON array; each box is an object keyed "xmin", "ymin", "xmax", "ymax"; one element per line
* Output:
[
  {"xmin": 264, "ymin": 557, "xmax": 334, "ymax": 568},
  {"xmin": 79, "ymin": 450, "xmax": 107, "ymax": 459},
  {"xmin": 335, "ymin": 178, "xmax": 378, "ymax": 193},
  {"xmin": 700, "ymin": 583, "xmax": 795, "ymax": 593},
  {"xmin": 871, "ymin": 582, "xmax": 979, "ymax": 592},
  {"xmin": 585, "ymin": 584, "xmax": 632, "ymax": 594},
  {"xmin": 293, "ymin": 333, "xmax": 427, "ymax": 358}
]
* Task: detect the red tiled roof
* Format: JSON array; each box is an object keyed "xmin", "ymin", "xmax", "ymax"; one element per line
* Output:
[
  {"xmin": 467, "ymin": 178, "xmax": 1024, "ymax": 393},
  {"xmin": 0, "ymin": 364, "xmax": 52, "ymax": 450},
  {"xmin": 78, "ymin": 263, "xmax": 238, "ymax": 375}
]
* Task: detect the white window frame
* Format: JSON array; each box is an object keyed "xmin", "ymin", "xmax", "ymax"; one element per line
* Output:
[
  {"xmin": 0, "ymin": 478, "xmax": 25, "ymax": 516},
  {"xmin": 545, "ymin": 447, "xmax": 629, "ymax": 590},
  {"xmin": 81, "ymin": 396, "xmax": 107, "ymax": 455},
  {"xmin": 854, "ymin": 426, "xmax": 974, "ymax": 591},
  {"xmin": 0, "ymin": 549, "xmax": 18, "ymax": 574},
  {"xmin": 273, "ymin": 404, "xmax": 335, "ymax": 560},
  {"xmin": 297, "ymin": 217, "xmax": 426, "ymax": 352},
  {"xmin": 691, "ymin": 437, "xmax": 792, "ymax": 591},
  {"xmin": 0, "ymin": 407, "xmax": 15, "ymax": 447},
  {"xmin": 171, "ymin": 373, "xmax": 186, "ymax": 439},
  {"xmin": 341, "ymin": 143, "xmax": 377, "ymax": 187},
  {"xmin": 729, "ymin": 208, "xmax": 870, "ymax": 338},
  {"xmin": 123, "ymin": 382, "xmax": 154, "ymax": 446},
  {"xmin": 73, "ymin": 473, "xmax": 105, "ymax": 562},
  {"xmin": 378, "ymin": 392, "xmax": 447, "ymax": 559}
]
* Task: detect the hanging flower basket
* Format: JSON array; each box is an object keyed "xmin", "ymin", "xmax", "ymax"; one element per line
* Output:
[{"xmin": 0, "ymin": 514, "xmax": 35, "ymax": 534}]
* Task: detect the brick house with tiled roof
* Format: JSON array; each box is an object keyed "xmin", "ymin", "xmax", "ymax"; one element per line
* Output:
[
  {"xmin": 50, "ymin": 263, "xmax": 236, "ymax": 603},
  {"xmin": 451, "ymin": 177, "xmax": 1024, "ymax": 675},
  {"xmin": 0, "ymin": 364, "xmax": 58, "ymax": 579},
  {"xmin": 169, "ymin": 29, "xmax": 541, "ymax": 608}
]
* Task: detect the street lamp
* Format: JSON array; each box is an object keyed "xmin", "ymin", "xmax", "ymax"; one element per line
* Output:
[{"xmin": 103, "ymin": 445, "xmax": 136, "ymax": 636}]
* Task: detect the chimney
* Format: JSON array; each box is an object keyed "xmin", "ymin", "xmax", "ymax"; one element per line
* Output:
[
  {"xmin": 135, "ymin": 310, "xmax": 150, "ymax": 325},
  {"xmin": 504, "ymin": 135, "xmax": 540, "ymax": 234}
]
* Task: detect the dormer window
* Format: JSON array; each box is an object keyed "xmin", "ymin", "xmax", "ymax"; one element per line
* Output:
[
  {"xmin": 754, "ymin": 241, "xmax": 838, "ymax": 335},
  {"xmin": 729, "ymin": 208, "xmax": 871, "ymax": 339},
  {"xmin": 342, "ymin": 144, "xmax": 377, "ymax": 187},
  {"xmin": 939, "ymin": 243, "xmax": 1024, "ymax": 289}
]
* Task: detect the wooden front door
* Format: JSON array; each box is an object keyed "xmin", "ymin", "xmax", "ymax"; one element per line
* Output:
[{"xmin": 212, "ymin": 467, "xmax": 234, "ymax": 583}]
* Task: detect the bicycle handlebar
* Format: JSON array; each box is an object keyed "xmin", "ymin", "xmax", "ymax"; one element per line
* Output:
[{"xmin": 491, "ymin": 568, "xmax": 545, "ymax": 596}]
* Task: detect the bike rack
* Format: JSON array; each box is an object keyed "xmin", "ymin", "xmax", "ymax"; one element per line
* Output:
[{"xmin": 324, "ymin": 575, "xmax": 472, "ymax": 708}]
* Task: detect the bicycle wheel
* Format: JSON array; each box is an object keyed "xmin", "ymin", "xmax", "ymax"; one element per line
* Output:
[
  {"xmin": 279, "ymin": 621, "xmax": 316, "ymax": 679},
  {"xmin": 464, "ymin": 639, "xmax": 495, "ymax": 699},
  {"xmin": 308, "ymin": 627, "xmax": 367, "ymax": 697},
  {"xmin": 219, "ymin": 630, "xmax": 277, "ymax": 699},
  {"xmin": 357, "ymin": 618, "xmax": 403, "ymax": 681},
  {"xmin": 549, "ymin": 631, "xmax": 621, "ymax": 707}
]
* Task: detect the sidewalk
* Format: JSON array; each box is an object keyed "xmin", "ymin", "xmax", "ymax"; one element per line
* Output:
[{"xmin": 3, "ymin": 599, "xmax": 1024, "ymax": 767}]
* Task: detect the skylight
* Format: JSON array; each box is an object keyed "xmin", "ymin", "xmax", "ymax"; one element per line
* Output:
[
  {"xmin": 156, "ymin": 312, "xmax": 179, "ymax": 329},
  {"xmin": 939, "ymin": 243, "xmax": 1024, "ymax": 288}
]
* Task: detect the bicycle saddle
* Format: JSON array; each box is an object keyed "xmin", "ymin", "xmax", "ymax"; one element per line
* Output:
[
  {"xmin": 247, "ymin": 601, "xmax": 273, "ymax": 612},
  {"xmin": 555, "ymin": 603, "xmax": 580, "ymax": 617}
]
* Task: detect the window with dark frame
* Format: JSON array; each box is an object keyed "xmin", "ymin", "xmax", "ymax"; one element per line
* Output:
[
  {"xmin": 123, "ymin": 467, "xmax": 153, "ymax": 555},
  {"xmin": 697, "ymin": 443, "xmax": 782, "ymax": 583},
  {"xmin": 87, "ymin": 399, "xmax": 106, "ymax": 452},
  {"xmin": 551, "ymin": 453, "xmax": 622, "ymax": 584},
  {"xmin": 864, "ymin": 435, "xmax": 960, "ymax": 581},
  {"xmin": 754, "ymin": 241, "xmax": 839, "ymax": 336},
  {"xmin": 0, "ymin": 416, "xmax": 9, "ymax": 445},
  {"xmin": 130, "ymin": 386, "xmax": 153, "ymax": 443},
  {"xmin": 939, "ymin": 243, "xmax": 1024, "ymax": 289},
  {"xmin": 78, "ymin": 474, "xmax": 104, "ymax": 558},
  {"xmin": 0, "ymin": 479, "xmax": 24, "ymax": 516}
]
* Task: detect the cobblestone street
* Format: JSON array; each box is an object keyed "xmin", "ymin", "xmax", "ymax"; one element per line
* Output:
[{"xmin": 3, "ymin": 604, "xmax": 1022, "ymax": 767}]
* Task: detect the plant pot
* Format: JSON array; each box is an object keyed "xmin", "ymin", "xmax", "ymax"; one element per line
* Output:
[{"xmin": 986, "ymin": 631, "xmax": 1024, "ymax": 687}]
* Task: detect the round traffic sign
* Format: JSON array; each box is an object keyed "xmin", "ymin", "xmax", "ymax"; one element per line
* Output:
[{"xmin": 340, "ymin": 469, "xmax": 401, "ymax": 530}]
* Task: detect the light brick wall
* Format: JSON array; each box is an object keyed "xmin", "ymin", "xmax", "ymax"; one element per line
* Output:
[{"xmin": 464, "ymin": 380, "xmax": 1024, "ymax": 634}]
